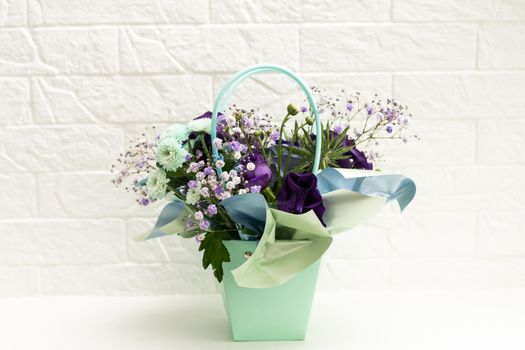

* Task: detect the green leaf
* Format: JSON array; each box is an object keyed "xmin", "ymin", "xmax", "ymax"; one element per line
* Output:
[
  {"xmin": 287, "ymin": 147, "xmax": 312, "ymax": 157},
  {"xmin": 198, "ymin": 231, "xmax": 231, "ymax": 282},
  {"xmin": 331, "ymin": 126, "xmax": 351, "ymax": 148}
]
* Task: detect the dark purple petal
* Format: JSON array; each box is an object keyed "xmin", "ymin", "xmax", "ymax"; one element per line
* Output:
[
  {"xmin": 312, "ymin": 131, "xmax": 373, "ymax": 170},
  {"xmin": 349, "ymin": 148, "xmax": 373, "ymax": 170},
  {"xmin": 194, "ymin": 111, "xmax": 214, "ymax": 120},
  {"xmin": 335, "ymin": 133, "xmax": 373, "ymax": 170},
  {"xmin": 277, "ymin": 172, "xmax": 326, "ymax": 225},
  {"xmin": 189, "ymin": 111, "xmax": 228, "ymax": 145},
  {"xmin": 243, "ymin": 154, "xmax": 273, "ymax": 190}
]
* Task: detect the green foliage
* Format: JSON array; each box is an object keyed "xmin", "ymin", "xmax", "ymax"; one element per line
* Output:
[
  {"xmin": 198, "ymin": 231, "xmax": 231, "ymax": 282},
  {"xmin": 165, "ymin": 167, "xmax": 193, "ymax": 189},
  {"xmin": 289, "ymin": 121, "xmax": 355, "ymax": 172}
]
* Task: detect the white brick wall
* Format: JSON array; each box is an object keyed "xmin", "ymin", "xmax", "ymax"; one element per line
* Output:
[{"xmin": 0, "ymin": 0, "xmax": 524, "ymax": 296}]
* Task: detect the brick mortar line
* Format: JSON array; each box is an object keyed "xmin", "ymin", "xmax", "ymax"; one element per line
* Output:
[
  {"xmin": 476, "ymin": 24, "xmax": 481, "ymax": 70},
  {"xmin": 474, "ymin": 211, "xmax": 481, "ymax": 259},
  {"xmin": 4, "ymin": 71, "xmax": 525, "ymax": 78},
  {"xmin": 1, "ymin": 21, "xmax": 525, "ymax": 29},
  {"xmin": 3, "ymin": 69, "xmax": 525, "ymax": 78}
]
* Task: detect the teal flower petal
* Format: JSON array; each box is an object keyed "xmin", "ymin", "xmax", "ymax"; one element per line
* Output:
[
  {"xmin": 146, "ymin": 169, "xmax": 169, "ymax": 200},
  {"xmin": 157, "ymin": 138, "xmax": 188, "ymax": 172},
  {"xmin": 161, "ymin": 124, "xmax": 191, "ymax": 143}
]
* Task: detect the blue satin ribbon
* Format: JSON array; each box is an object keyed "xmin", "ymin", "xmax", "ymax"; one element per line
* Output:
[
  {"xmin": 146, "ymin": 200, "xmax": 188, "ymax": 239},
  {"xmin": 316, "ymin": 168, "xmax": 416, "ymax": 211},
  {"xmin": 221, "ymin": 193, "xmax": 268, "ymax": 237}
]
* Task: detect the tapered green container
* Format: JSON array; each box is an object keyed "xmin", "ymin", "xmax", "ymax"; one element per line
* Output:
[{"xmin": 219, "ymin": 240, "xmax": 321, "ymax": 341}]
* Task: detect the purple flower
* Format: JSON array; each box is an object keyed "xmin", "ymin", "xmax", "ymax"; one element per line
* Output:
[
  {"xmin": 138, "ymin": 197, "xmax": 150, "ymax": 206},
  {"xmin": 194, "ymin": 111, "xmax": 220, "ymax": 120},
  {"xmin": 300, "ymin": 106, "xmax": 308, "ymax": 113},
  {"xmin": 311, "ymin": 131, "xmax": 373, "ymax": 170},
  {"xmin": 191, "ymin": 111, "xmax": 228, "ymax": 143},
  {"xmin": 242, "ymin": 154, "xmax": 272, "ymax": 190},
  {"xmin": 204, "ymin": 166, "xmax": 213, "ymax": 176},
  {"xmin": 346, "ymin": 102, "xmax": 353, "ymax": 112},
  {"xmin": 250, "ymin": 185, "xmax": 262, "ymax": 193},
  {"xmin": 337, "ymin": 136, "xmax": 373, "ymax": 170},
  {"xmin": 366, "ymin": 105, "xmax": 374, "ymax": 116},
  {"xmin": 269, "ymin": 130, "xmax": 280, "ymax": 142},
  {"xmin": 385, "ymin": 107, "xmax": 395, "ymax": 122},
  {"xmin": 188, "ymin": 180, "xmax": 198, "ymax": 189},
  {"xmin": 229, "ymin": 140, "xmax": 242, "ymax": 152},
  {"xmin": 277, "ymin": 172, "xmax": 325, "ymax": 225},
  {"xmin": 206, "ymin": 204, "xmax": 217, "ymax": 216},
  {"xmin": 332, "ymin": 124, "xmax": 344, "ymax": 135},
  {"xmin": 348, "ymin": 147, "xmax": 373, "ymax": 170},
  {"xmin": 386, "ymin": 125, "xmax": 393, "ymax": 134},
  {"xmin": 185, "ymin": 154, "xmax": 192, "ymax": 161},
  {"xmin": 242, "ymin": 116, "xmax": 255, "ymax": 129},
  {"xmin": 199, "ymin": 220, "xmax": 210, "ymax": 230}
]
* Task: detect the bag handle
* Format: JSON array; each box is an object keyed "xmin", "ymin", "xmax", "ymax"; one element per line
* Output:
[{"xmin": 210, "ymin": 64, "xmax": 322, "ymax": 174}]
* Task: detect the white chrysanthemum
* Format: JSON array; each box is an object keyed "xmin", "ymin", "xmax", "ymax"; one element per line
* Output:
[
  {"xmin": 146, "ymin": 169, "xmax": 169, "ymax": 200},
  {"xmin": 187, "ymin": 118, "xmax": 212, "ymax": 134},
  {"xmin": 157, "ymin": 138, "xmax": 188, "ymax": 171},
  {"xmin": 161, "ymin": 124, "xmax": 191, "ymax": 143},
  {"xmin": 186, "ymin": 187, "xmax": 201, "ymax": 205}
]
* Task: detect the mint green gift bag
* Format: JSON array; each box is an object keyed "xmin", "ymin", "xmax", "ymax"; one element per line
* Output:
[
  {"xmin": 210, "ymin": 65, "xmax": 325, "ymax": 341},
  {"xmin": 219, "ymin": 240, "xmax": 321, "ymax": 341}
]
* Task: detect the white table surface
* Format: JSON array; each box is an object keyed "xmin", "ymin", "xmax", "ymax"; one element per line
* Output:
[{"xmin": 1, "ymin": 290, "xmax": 524, "ymax": 350}]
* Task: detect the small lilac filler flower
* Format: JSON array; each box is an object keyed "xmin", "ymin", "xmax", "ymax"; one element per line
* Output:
[
  {"xmin": 332, "ymin": 124, "xmax": 344, "ymax": 135},
  {"xmin": 138, "ymin": 197, "xmax": 150, "ymax": 206},
  {"xmin": 242, "ymin": 154, "xmax": 272, "ymax": 190},
  {"xmin": 250, "ymin": 185, "xmax": 262, "ymax": 193},
  {"xmin": 269, "ymin": 130, "xmax": 280, "ymax": 142},
  {"xmin": 207, "ymin": 204, "xmax": 217, "ymax": 216},
  {"xmin": 229, "ymin": 141, "xmax": 242, "ymax": 152},
  {"xmin": 188, "ymin": 180, "xmax": 198, "ymax": 189},
  {"xmin": 199, "ymin": 220, "xmax": 210, "ymax": 230}
]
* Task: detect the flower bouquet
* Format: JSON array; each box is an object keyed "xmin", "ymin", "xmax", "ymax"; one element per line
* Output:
[{"xmin": 112, "ymin": 65, "xmax": 416, "ymax": 341}]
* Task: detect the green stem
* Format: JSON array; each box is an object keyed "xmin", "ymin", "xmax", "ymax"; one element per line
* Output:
[
  {"xmin": 262, "ymin": 187, "xmax": 277, "ymax": 206},
  {"xmin": 198, "ymin": 135, "xmax": 212, "ymax": 161},
  {"xmin": 276, "ymin": 113, "xmax": 290, "ymax": 177},
  {"xmin": 285, "ymin": 121, "xmax": 308, "ymax": 173},
  {"xmin": 348, "ymin": 106, "xmax": 365, "ymax": 123}
]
